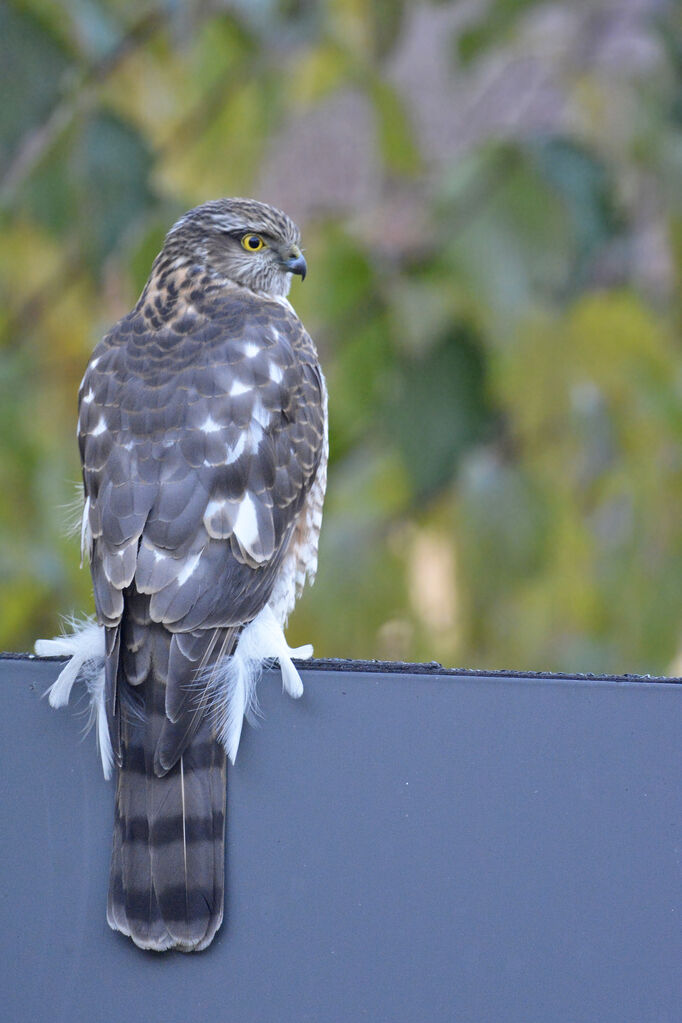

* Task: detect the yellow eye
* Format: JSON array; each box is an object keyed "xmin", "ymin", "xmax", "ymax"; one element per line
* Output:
[{"xmin": 241, "ymin": 233, "xmax": 266, "ymax": 252}]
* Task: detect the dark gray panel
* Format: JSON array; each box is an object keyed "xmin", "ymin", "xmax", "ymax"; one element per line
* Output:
[{"xmin": 1, "ymin": 657, "xmax": 680, "ymax": 1023}]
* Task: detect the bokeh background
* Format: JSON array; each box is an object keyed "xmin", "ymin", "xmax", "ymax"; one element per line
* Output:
[{"xmin": 1, "ymin": 0, "xmax": 681, "ymax": 674}]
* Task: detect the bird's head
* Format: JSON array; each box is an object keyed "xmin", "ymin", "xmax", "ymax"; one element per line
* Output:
[{"xmin": 162, "ymin": 198, "xmax": 307, "ymax": 298}]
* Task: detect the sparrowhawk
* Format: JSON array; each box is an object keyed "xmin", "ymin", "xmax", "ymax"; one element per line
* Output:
[{"xmin": 36, "ymin": 198, "xmax": 328, "ymax": 952}]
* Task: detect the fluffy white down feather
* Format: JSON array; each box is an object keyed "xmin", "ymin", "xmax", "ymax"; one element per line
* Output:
[
  {"xmin": 203, "ymin": 603, "xmax": 312, "ymax": 763},
  {"xmin": 35, "ymin": 618, "xmax": 112, "ymax": 778},
  {"xmin": 36, "ymin": 604, "xmax": 311, "ymax": 776}
]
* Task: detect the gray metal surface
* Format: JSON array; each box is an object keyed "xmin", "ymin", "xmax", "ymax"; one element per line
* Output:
[{"xmin": 1, "ymin": 656, "xmax": 680, "ymax": 1023}]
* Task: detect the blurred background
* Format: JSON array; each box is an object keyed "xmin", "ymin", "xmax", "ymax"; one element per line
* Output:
[{"xmin": 1, "ymin": 0, "xmax": 681, "ymax": 674}]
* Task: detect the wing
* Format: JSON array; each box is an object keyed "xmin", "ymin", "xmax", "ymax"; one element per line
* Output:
[{"xmin": 78, "ymin": 287, "xmax": 325, "ymax": 765}]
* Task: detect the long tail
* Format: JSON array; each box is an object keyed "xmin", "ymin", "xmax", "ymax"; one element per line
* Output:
[{"xmin": 107, "ymin": 616, "xmax": 227, "ymax": 953}]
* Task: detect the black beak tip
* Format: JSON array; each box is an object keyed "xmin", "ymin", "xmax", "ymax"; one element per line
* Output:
[{"xmin": 285, "ymin": 254, "xmax": 307, "ymax": 281}]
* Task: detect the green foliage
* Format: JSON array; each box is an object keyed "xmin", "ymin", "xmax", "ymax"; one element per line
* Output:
[
  {"xmin": 24, "ymin": 112, "xmax": 156, "ymax": 266},
  {"xmin": 0, "ymin": 6, "xmax": 70, "ymax": 174},
  {"xmin": 1, "ymin": 0, "xmax": 682, "ymax": 679},
  {"xmin": 456, "ymin": 0, "xmax": 543, "ymax": 65},
  {"xmin": 370, "ymin": 80, "xmax": 422, "ymax": 175},
  {"xmin": 387, "ymin": 326, "xmax": 493, "ymax": 498},
  {"xmin": 526, "ymin": 137, "xmax": 623, "ymax": 290}
]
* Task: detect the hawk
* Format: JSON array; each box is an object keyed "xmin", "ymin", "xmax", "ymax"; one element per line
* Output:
[{"xmin": 36, "ymin": 198, "xmax": 328, "ymax": 952}]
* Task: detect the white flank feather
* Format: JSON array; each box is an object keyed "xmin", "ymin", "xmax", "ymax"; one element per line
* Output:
[
  {"xmin": 35, "ymin": 600, "xmax": 314, "ymax": 775},
  {"xmin": 205, "ymin": 604, "xmax": 313, "ymax": 764},
  {"xmin": 35, "ymin": 617, "xmax": 113, "ymax": 779}
]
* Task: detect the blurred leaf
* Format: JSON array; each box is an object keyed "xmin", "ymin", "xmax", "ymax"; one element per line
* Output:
[
  {"xmin": 457, "ymin": 0, "xmax": 540, "ymax": 65},
  {"xmin": 307, "ymin": 224, "xmax": 376, "ymax": 321},
  {"xmin": 0, "ymin": 573, "xmax": 52, "ymax": 651},
  {"xmin": 0, "ymin": 5, "xmax": 71, "ymax": 176},
  {"xmin": 458, "ymin": 452, "xmax": 550, "ymax": 585},
  {"xmin": 290, "ymin": 447, "xmax": 408, "ymax": 658},
  {"xmin": 439, "ymin": 143, "xmax": 571, "ymax": 323},
  {"xmin": 370, "ymin": 79, "xmax": 421, "ymax": 176},
  {"xmin": 289, "ymin": 41, "xmax": 350, "ymax": 104},
  {"xmin": 159, "ymin": 75, "xmax": 276, "ymax": 200},
  {"xmin": 388, "ymin": 275, "xmax": 457, "ymax": 355},
  {"xmin": 58, "ymin": 0, "xmax": 122, "ymax": 60},
  {"xmin": 22, "ymin": 110, "xmax": 156, "ymax": 267},
  {"xmin": 525, "ymin": 136, "xmax": 623, "ymax": 287},
  {"xmin": 368, "ymin": 0, "xmax": 405, "ymax": 59},
  {"xmin": 388, "ymin": 325, "xmax": 494, "ymax": 497},
  {"xmin": 329, "ymin": 313, "xmax": 393, "ymax": 457},
  {"xmin": 305, "ymin": 226, "xmax": 391, "ymax": 458}
]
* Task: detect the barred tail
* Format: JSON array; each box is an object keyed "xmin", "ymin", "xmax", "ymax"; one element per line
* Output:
[{"xmin": 107, "ymin": 616, "xmax": 227, "ymax": 952}]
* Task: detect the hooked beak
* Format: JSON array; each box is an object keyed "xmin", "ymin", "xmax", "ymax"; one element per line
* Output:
[{"xmin": 283, "ymin": 246, "xmax": 307, "ymax": 281}]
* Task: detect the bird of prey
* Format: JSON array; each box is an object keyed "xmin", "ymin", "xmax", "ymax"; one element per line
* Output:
[{"xmin": 36, "ymin": 198, "xmax": 328, "ymax": 952}]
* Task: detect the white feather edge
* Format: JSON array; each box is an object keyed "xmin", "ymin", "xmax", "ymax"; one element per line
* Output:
[
  {"xmin": 35, "ymin": 604, "xmax": 312, "ymax": 775},
  {"xmin": 35, "ymin": 617, "xmax": 113, "ymax": 779}
]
